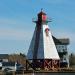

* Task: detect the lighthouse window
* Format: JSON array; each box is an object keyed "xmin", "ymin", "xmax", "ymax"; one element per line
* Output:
[
  {"xmin": 45, "ymin": 28, "xmax": 49, "ymax": 36},
  {"xmin": 57, "ymin": 45, "xmax": 67, "ymax": 50}
]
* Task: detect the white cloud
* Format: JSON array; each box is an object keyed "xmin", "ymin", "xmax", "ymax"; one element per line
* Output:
[
  {"xmin": 53, "ymin": 29, "xmax": 75, "ymax": 42},
  {"xmin": 0, "ymin": 28, "xmax": 33, "ymax": 40},
  {"xmin": 0, "ymin": 18, "xmax": 16, "ymax": 25},
  {"xmin": 0, "ymin": 17, "xmax": 34, "ymax": 40}
]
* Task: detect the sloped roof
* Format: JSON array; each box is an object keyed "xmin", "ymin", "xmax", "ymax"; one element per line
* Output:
[
  {"xmin": 52, "ymin": 36, "xmax": 69, "ymax": 45},
  {"xmin": 27, "ymin": 25, "xmax": 60, "ymax": 59},
  {"xmin": 0, "ymin": 54, "xmax": 8, "ymax": 59},
  {"xmin": 2, "ymin": 62, "xmax": 15, "ymax": 66}
]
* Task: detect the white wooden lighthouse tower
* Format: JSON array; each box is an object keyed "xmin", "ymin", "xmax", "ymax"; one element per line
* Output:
[{"xmin": 27, "ymin": 10, "xmax": 60, "ymax": 70}]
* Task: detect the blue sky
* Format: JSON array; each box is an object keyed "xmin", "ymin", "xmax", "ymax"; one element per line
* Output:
[{"xmin": 0, "ymin": 0, "xmax": 75, "ymax": 55}]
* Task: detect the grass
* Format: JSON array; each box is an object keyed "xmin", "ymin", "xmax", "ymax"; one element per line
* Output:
[{"xmin": 1, "ymin": 68, "xmax": 75, "ymax": 75}]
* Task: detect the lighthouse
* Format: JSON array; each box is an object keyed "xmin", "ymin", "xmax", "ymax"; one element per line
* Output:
[{"xmin": 27, "ymin": 10, "xmax": 60, "ymax": 70}]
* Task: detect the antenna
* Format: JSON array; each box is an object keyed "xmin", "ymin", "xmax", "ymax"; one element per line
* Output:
[{"xmin": 41, "ymin": 8, "xmax": 43, "ymax": 12}]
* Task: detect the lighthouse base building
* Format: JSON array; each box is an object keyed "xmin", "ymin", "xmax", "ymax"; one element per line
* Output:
[
  {"xmin": 53, "ymin": 36, "xmax": 69, "ymax": 68},
  {"xmin": 27, "ymin": 10, "xmax": 69, "ymax": 70}
]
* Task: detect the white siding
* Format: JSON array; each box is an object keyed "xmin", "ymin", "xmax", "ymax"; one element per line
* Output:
[
  {"xmin": 43, "ymin": 25, "xmax": 60, "ymax": 59},
  {"xmin": 27, "ymin": 24, "xmax": 60, "ymax": 59},
  {"xmin": 0, "ymin": 62, "xmax": 2, "ymax": 67}
]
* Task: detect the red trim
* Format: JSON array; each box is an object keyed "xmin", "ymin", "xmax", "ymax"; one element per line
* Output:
[{"xmin": 42, "ymin": 15, "xmax": 47, "ymax": 21}]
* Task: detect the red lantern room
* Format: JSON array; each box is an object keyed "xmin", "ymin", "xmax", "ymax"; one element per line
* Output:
[{"xmin": 38, "ymin": 10, "xmax": 47, "ymax": 22}]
